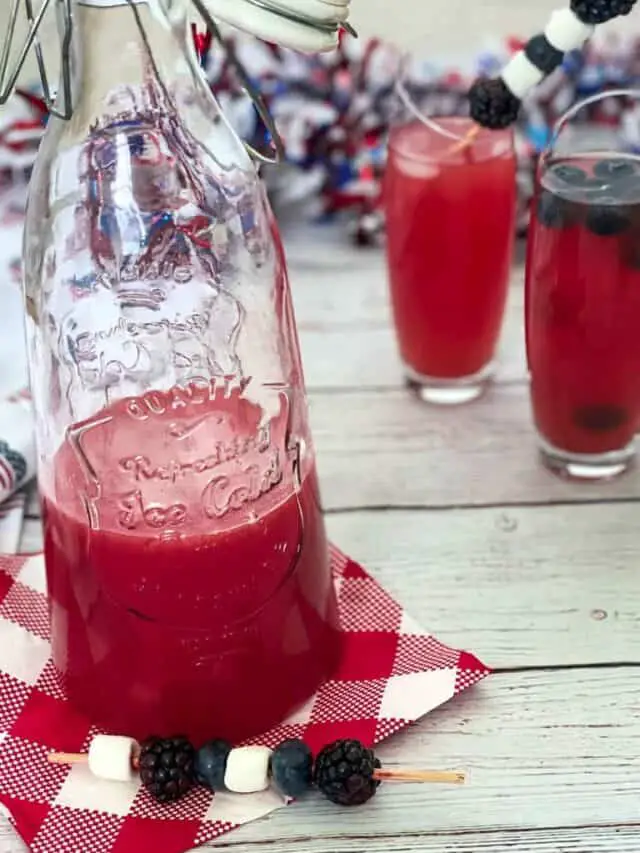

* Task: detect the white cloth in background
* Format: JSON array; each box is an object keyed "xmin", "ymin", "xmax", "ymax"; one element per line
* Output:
[{"xmin": 0, "ymin": 178, "xmax": 33, "ymax": 553}]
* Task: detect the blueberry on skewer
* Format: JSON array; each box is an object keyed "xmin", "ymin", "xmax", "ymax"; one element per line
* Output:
[{"xmin": 48, "ymin": 735, "xmax": 466, "ymax": 805}]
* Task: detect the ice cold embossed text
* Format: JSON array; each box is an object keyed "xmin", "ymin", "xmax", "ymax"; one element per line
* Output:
[{"xmin": 67, "ymin": 382, "xmax": 297, "ymax": 534}]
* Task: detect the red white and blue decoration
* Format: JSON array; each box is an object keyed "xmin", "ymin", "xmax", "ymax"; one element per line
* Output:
[{"xmin": 2, "ymin": 30, "xmax": 640, "ymax": 242}]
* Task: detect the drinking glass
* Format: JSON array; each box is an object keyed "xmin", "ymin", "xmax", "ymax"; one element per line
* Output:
[
  {"xmin": 525, "ymin": 89, "xmax": 640, "ymax": 480},
  {"xmin": 383, "ymin": 60, "xmax": 517, "ymax": 405}
]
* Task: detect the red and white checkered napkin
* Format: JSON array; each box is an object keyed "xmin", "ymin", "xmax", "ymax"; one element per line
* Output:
[{"xmin": 0, "ymin": 545, "xmax": 490, "ymax": 853}]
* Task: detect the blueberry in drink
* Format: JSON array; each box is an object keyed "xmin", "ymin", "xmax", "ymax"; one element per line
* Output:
[{"xmin": 525, "ymin": 154, "xmax": 640, "ymax": 458}]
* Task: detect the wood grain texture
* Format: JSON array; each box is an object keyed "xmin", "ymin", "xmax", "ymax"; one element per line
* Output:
[
  {"xmin": 310, "ymin": 385, "xmax": 640, "ymax": 511},
  {"xmin": 201, "ymin": 668, "xmax": 640, "ymax": 849},
  {"xmin": 326, "ymin": 502, "xmax": 640, "ymax": 668},
  {"xmin": 204, "ymin": 827, "xmax": 640, "ymax": 853}
]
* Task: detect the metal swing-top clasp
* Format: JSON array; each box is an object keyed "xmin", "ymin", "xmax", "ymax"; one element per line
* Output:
[
  {"xmin": 0, "ymin": 0, "xmax": 73, "ymax": 120},
  {"xmin": 0, "ymin": 0, "xmax": 356, "ymax": 161}
]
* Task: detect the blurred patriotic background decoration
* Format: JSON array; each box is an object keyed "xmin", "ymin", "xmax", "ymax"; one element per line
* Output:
[{"xmin": 2, "ymin": 29, "xmax": 640, "ymax": 246}]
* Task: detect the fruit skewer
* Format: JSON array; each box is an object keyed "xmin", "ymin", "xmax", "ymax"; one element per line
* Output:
[
  {"xmin": 467, "ymin": 0, "xmax": 638, "ymax": 132},
  {"xmin": 48, "ymin": 735, "xmax": 465, "ymax": 807}
]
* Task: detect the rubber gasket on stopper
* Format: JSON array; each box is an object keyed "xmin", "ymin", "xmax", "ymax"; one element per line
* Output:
[
  {"xmin": 76, "ymin": 0, "xmax": 149, "ymax": 6},
  {"xmin": 199, "ymin": 0, "xmax": 349, "ymax": 52}
]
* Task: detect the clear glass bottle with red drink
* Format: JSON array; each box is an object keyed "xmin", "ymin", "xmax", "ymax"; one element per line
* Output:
[
  {"xmin": 525, "ymin": 89, "xmax": 640, "ymax": 480},
  {"xmin": 20, "ymin": 0, "xmax": 342, "ymax": 743},
  {"xmin": 383, "ymin": 57, "xmax": 517, "ymax": 405}
]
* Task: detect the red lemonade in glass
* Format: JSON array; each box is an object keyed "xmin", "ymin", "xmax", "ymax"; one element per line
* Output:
[
  {"xmin": 384, "ymin": 117, "xmax": 516, "ymax": 403},
  {"xmin": 42, "ymin": 383, "xmax": 341, "ymax": 743},
  {"xmin": 525, "ymin": 154, "xmax": 640, "ymax": 478}
]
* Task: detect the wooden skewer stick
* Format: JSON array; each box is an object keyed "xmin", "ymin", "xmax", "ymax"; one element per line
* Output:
[
  {"xmin": 447, "ymin": 123, "xmax": 480, "ymax": 156},
  {"xmin": 48, "ymin": 752, "xmax": 465, "ymax": 785},
  {"xmin": 48, "ymin": 752, "xmax": 88, "ymax": 766},
  {"xmin": 48, "ymin": 751, "xmax": 141, "ymax": 769},
  {"xmin": 373, "ymin": 769, "xmax": 465, "ymax": 784}
]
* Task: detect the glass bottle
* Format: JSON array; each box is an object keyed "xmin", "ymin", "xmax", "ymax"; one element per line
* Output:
[{"xmin": 22, "ymin": 0, "xmax": 341, "ymax": 743}]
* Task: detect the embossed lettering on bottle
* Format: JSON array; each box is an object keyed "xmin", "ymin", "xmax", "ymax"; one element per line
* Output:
[
  {"xmin": 67, "ymin": 380, "xmax": 298, "ymax": 532},
  {"xmin": 60, "ymin": 379, "xmax": 304, "ymax": 627}
]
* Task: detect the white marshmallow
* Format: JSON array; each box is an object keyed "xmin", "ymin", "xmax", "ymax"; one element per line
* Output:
[
  {"xmin": 224, "ymin": 746, "xmax": 273, "ymax": 794},
  {"xmin": 544, "ymin": 9, "xmax": 594, "ymax": 53},
  {"xmin": 501, "ymin": 52, "xmax": 545, "ymax": 99},
  {"xmin": 87, "ymin": 735, "xmax": 138, "ymax": 782}
]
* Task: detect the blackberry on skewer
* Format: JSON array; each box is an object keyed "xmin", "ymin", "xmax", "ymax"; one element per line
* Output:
[
  {"xmin": 468, "ymin": 0, "xmax": 638, "ymax": 130},
  {"xmin": 48, "ymin": 734, "xmax": 465, "ymax": 806}
]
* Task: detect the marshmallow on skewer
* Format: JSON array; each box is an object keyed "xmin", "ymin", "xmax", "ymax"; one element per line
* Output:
[
  {"xmin": 544, "ymin": 8, "xmax": 594, "ymax": 52},
  {"xmin": 88, "ymin": 735, "xmax": 139, "ymax": 782},
  {"xmin": 48, "ymin": 734, "xmax": 466, "ymax": 808},
  {"xmin": 223, "ymin": 746, "xmax": 273, "ymax": 794}
]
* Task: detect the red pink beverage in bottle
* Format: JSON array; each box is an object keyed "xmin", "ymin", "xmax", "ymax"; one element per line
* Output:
[
  {"xmin": 42, "ymin": 383, "xmax": 340, "ymax": 744},
  {"xmin": 24, "ymin": 1, "xmax": 342, "ymax": 743},
  {"xmin": 526, "ymin": 154, "xmax": 640, "ymax": 479},
  {"xmin": 384, "ymin": 117, "xmax": 516, "ymax": 404}
]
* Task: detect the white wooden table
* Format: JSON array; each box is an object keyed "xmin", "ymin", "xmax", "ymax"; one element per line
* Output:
[{"xmin": 17, "ymin": 228, "xmax": 640, "ymax": 852}]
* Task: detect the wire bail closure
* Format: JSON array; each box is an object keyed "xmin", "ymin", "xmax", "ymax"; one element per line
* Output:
[
  {"xmin": 0, "ymin": 0, "xmax": 357, "ymax": 164},
  {"xmin": 189, "ymin": 0, "xmax": 286, "ymax": 164},
  {"xmin": 0, "ymin": 0, "xmax": 74, "ymax": 120}
]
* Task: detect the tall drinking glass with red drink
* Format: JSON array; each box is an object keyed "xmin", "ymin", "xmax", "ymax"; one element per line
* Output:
[
  {"xmin": 384, "ymin": 70, "xmax": 517, "ymax": 404},
  {"xmin": 526, "ymin": 90, "xmax": 640, "ymax": 480}
]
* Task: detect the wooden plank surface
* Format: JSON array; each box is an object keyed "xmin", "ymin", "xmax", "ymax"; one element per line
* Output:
[
  {"xmin": 208, "ymin": 827, "xmax": 640, "ymax": 853},
  {"xmin": 310, "ymin": 385, "xmax": 640, "ymax": 510},
  {"xmin": 203, "ymin": 668, "xmax": 640, "ymax": 849},
  {"xmin": 326, "ymin": 503, "xmax": 640, "ymax": 668}
]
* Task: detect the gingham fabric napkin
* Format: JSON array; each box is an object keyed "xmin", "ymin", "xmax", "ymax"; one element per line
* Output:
[{"xmin": 0, "ymin": 545, "xmax": 490, "ymax": 853}]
